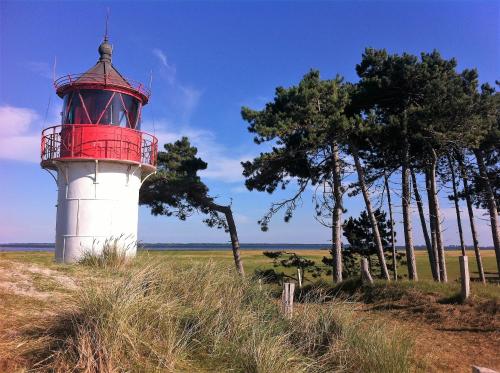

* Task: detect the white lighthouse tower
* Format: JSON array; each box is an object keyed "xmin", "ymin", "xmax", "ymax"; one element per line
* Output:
[{"xmin": 41, "ymin": 36, "xmax": 157, "ymax": 263}]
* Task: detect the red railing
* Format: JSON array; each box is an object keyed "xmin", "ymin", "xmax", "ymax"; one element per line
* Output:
[
  {"xmin": 41, "ymin": 124, "xmax": 157, "ymax": 168},
  {"xmin": 54, "ymin": 73, "xmax": 151, "ymax": 100}
]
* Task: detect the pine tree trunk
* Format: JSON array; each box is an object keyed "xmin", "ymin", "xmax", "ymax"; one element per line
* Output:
[
  {"xmin": 402, "ymin": 161, "xmax": 418, "ymax": 280},
  {"xmin": 429, "ymin": 151, "xmax": 447, "ymax": 282},
  {"xmin": 426, "ymin": 169, "xmax": 441, "ymax": 282},
  {"xmin": 457, "ymin": 154, "xmax": 486, "ymax": 284},
  {"xmin": 447, "ymin": 155, "xmax": 466, "ymax": 256},
  {"xmin": 208, "ymin": 202, "xmax": 245, "ymax": 276},
  {"xmin": 474, "ymin": 149, "xmax": 500, "ymax": 276},
  {"xmin": 400, "ymin": 111, "xmax": 418, "ymax": 280},
  {"xmin": 331, "ymin": 143, "xmax": 343, "ymax": 282},
  {"xmin": 352, "ymin": 148, "xmax": 390, "ymax": 280},
  {"xmin": 411, "ymin": 168, "xmax": 438, "ymax": 280},
  {"xmin": 384, "ymin": 171, "xmax": 398, "ymax": 280}
]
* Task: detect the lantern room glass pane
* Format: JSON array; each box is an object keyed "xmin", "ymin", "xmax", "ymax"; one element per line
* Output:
[
  {"xmin": 64, "ymin": 91, "xmax": 90, "ymax": 124},
  {"xmin": 80, "ymin": 90, "xmax": 113, "ymax": 124},
  {"xmin": 62, "ymin": 93, "xmax": 72, "ymax": 124},
  {"xmin": 121, "ymin": 93, "xmax": 141, "ymax": 129},
  {"xmin": 62, "ymin": 89, "xmax": 142, "ymax": 129}
]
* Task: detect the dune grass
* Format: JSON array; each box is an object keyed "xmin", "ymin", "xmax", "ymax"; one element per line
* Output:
[
  {"xmin": 8, "ymin": 256, "xmax": 414, "ymax": 373},
  {"xmin": 78, "ymin": 237, "xmax": 133, "ymax": 270},
  {"xmin": 2, "ymin": 249, "xmax": 498, "ymax": 371}
]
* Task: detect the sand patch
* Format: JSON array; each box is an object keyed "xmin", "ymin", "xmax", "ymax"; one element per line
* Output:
[{"xmin": 0, "ymin": 260, "xmax": 78, "ymax": 299}]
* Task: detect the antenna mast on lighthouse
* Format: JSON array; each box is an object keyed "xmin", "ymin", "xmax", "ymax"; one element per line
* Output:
[{"xmin": 104, "ymin": 8, "xmax": 110, "ymax": 41}]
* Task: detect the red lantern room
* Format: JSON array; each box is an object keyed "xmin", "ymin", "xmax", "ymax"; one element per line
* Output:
[{"xmin": 41, "ymin": 36, "xmax": 158, "ymax": 170}]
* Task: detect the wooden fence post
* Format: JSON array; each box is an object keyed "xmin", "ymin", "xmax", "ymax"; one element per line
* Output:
[
  {"xmin": 297, "ymin": 268, "xmax": 302, "ymax": 288},
  {"xmin": 282, "ymin": 282, "xmax": 295, "ymax": 318},
  {"xmin": 460, "ymin": 256, "xmax": 470, "ymax": 301},
  {"xmin": 361, "ymin": 258, "xmax": 374, "ymax": 284}
]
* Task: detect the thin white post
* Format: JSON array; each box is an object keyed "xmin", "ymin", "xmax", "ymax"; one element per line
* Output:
[
  {"xmin": 297, "ymin": 268, "xmax": 302, "ymax": 288},
  {"xmin": 460, "ymin": 255, "xmax": 470, "ymax": 301},
  {"xmin": 281, "ymin": 282, "xmax": 295, "ymax": 318},
  {"xmin": 361, "ymin": 258, "xmax": 374, "ymax": 284}
]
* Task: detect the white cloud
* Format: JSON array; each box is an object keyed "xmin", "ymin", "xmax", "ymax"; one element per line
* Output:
[
  {"xmin": 143, "ymin": 120, "xmax": 252, "ymax": 183},
  {"xmin": 152, "ymin": 48, "xmax": 177, "ymax": 84},
  {"xmin": 0, "ymin": 106, "xmax": 40, "ymax": 162},
  {"xmin": 238, "ymin": 95, "xmax": 271, "ymax": 110},
  {"xmin": 0, "ymin": 134, "xmax": 40, "ymax": 163},
  {"xmin": 0, "ymin": 106, "xmax": 38, "ymax": 136},
  {"xmin": 26, "ymin": 61, "xmax": 53, "ymax": 79},
  {"xmin": 178, "ymin": 85, "xmax": 201, "ymax": 121},
  {"xmin": 231, "ymin": 186, "xmax": 249, "ymax": 194},
  {"xmin": 233, "ymin": 213, "xmax": 250, "ymax": 224},
  {"xmin": 407, "ymin": 201, "xmax": 494, "ymax": 247},
  {"xmin": 194, "ymin": 134, "xmax": 254, "ymax": 184},
  {"xmin": 201, "ymin": 157, "xmax": 246, "ymax": 183},
  {"xmin": 152, "ymin": 47, "xmax": 202, "ymax": 123},
  {"xmin": 152, "ymin": 48, "xmax": 168, "ymax": 67}
]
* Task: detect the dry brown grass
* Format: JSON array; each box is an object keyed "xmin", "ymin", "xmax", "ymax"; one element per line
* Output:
[{"xmin": 2, "ymin": 259, "xmax": 414, "ymax": 372}]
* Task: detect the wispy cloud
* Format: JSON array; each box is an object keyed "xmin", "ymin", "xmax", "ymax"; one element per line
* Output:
[
  {"xmin": 234, "ymin": 213, "xmax": 251, "ymax": 224},
  {"xmin": 152, "ymin": 48, "xmax": 176, "ymax": 84},
  {"xmin": 231, "ymin": 185, "xmax": 249, "ymax": 194},
  {"xmin": 152, "ymin": 48, "xmax": 168, "ymax": 67},
  {"xmin": 143, "ymin": 119, "xmax": 252, "ymax": 184},
  {"xmin": 0, "ymin": 106, "xmax": 38, "ymax": 136},
  {"xmin": 152, "ymin": 47, "xmax": 202, "ymax": 123},
  {"xmin": 178, "ymin": 85, "xmax": 202, "ymax": 121},
  {"xmin": 26, "ymin": 61, "xmax": 53, "ymax": 80},
  {"xmin": 239, "ymin": 95, "xmax": 271, "ymax": 110},
  {"xmin": 406, "ymin": 201, "xmax": 494, "ymax": 246},
  {"xmin": 150, "ymin": 48, "xmax": 248, "ymax": 183},
  {"xmin": 0, "ymin": 105, "xmax": 40, "ymax": 162}
]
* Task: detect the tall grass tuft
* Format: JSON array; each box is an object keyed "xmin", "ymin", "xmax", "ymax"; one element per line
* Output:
[
  {"xmin": 15, "ymin": 261, "xmax": 415, "ymax": 372},
  {"xmin": 78, "ymin": 236, "xmax": 132, "ymax": 270}
]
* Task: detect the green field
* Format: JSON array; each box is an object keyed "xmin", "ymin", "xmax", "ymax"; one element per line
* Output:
[{"xmin": 1, "ymin": 248, "xmax": 497, "ymax": 282}]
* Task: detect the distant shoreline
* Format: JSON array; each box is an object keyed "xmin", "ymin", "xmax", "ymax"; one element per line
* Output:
[{"xmin": 0, "ymin": 243, "xmax": 495, "ymax": 252}]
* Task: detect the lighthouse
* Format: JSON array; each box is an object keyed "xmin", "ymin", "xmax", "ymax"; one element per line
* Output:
[{"xmin": 41, "ymin": 36, "xmax": 158, "ymax": 263}]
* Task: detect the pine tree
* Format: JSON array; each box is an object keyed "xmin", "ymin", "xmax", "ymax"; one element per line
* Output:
[
  {"xmin": 355, "ymin": 49, "xmax": 420, "ymax": 280},
  {"xmin": 139, "ymin": 137, "xmax": 245, "ymax": 275},
  {"xmin": 342, "ymin": 209, "xmax": 401, "ymax": 279},
  {"xmin": 468, "ymin": 85, "xmax": 500, "ymax": 275},
  {"xmin": 241, "ymin": 71, "xmax": 351, "ymax": 282}
]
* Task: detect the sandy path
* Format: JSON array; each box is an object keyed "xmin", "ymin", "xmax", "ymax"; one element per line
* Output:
[
  {"xmin": 361, "ymin": 303, "xmax": 500, "ymax": 372},
  {"xmin": 0, "ymin": 260, "xmax": 77, "ymax": 299}
]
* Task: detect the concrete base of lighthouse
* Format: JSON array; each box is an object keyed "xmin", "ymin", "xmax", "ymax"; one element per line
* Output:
[{"xmin": 53, "ymin": 160, "xmax": 143, "ymax": 263}]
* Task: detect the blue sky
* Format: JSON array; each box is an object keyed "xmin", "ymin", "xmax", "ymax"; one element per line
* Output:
[{"xmin": 0, "ymin": 1, "xmax": 498, "ymax": 245}]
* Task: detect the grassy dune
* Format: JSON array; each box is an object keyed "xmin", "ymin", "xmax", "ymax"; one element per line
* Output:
[
  {"xmin": 1, "ymin": 256, "xmax": 413, "ymax": 372},
  {"xmin": 0, "ymin": 249, "xmax": 498, "ymax": 372}
]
